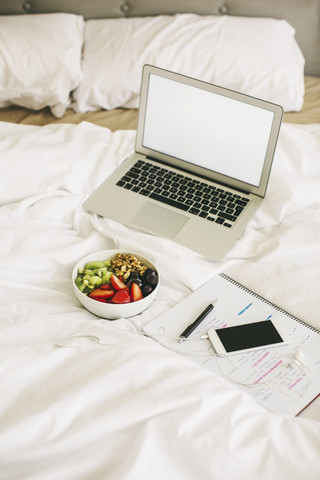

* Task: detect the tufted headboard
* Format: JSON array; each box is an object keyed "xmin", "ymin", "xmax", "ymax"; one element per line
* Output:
[{"xmin": 0, "ymin": 0, "xmax": 319, "ymax": 76}]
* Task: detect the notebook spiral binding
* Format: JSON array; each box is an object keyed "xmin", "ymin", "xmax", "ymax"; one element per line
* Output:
[{"xmin": 219, "ymin": 272, "xmax": 319, "ymax": 335}]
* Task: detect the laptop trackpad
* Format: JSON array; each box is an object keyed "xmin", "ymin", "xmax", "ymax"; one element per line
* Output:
[{"xmin": 131, "ymin": 202, "xmax": 189, "ymax": 239}]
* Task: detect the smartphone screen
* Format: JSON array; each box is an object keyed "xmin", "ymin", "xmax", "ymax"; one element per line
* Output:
[{"xmin": 209, "ymin": 320, "xmax": 286, "ymax": 355}]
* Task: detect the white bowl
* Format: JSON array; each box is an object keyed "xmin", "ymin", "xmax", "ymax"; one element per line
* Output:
[{"xmin": 72, "ymin": 249, "xmax": 159, "ymax": 319}]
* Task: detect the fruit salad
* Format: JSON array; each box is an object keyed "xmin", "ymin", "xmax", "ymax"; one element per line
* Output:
[{"xmin": 75, "ymin": 253, "xmax": 159, "ymax": 304}]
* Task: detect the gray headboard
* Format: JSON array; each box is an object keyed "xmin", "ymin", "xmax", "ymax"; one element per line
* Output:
[{"xmin": 1, "ymin": 0, "xmax": 319, "ymax": 76}]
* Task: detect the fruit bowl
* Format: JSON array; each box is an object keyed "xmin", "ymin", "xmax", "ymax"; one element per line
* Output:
[{"xmin": 72, "ymin": 249, "xmax": 160, "ymax": 319}]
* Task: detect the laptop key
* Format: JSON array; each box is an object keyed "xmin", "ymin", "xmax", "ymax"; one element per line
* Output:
[
  {"xmin": 235, "ymin": 207, "xmax": 244, "ymax": 216},
  {"xmin": 235, "ymin": 199, "xmax": 248, "ymax": 206},
  {"xmin": 189, "ymin": 207, "xmax": 200, "ymax": 215},
  {"xmin": 209, "ymin": 208, "xmax": 218, "ymax": 215},
  {"xmin": 122, "ymin": 176, "xmax": 131, "ymax": 182},
  {"xmin": 218, "ymin": 211, "xmax": 237, "ymax": 222},
  {"xmin": 149, "ymin": 192, "xmax": 189, "ymax": 211},
  {"xmin": 127, "ymin": 171, "xmax": 139, "ymax": 179}
]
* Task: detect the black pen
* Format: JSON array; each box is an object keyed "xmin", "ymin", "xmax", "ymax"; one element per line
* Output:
[{"xmin": 179, "ymin": 300, "xmax": 217, "ymax": 342}]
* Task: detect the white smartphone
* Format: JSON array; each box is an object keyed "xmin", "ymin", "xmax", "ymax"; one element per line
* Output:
[{"xmin": 208, "ymin": 319, "xmax": 288, "ymax": 356}]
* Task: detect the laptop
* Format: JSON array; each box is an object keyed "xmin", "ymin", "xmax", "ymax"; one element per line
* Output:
[{"xmin": 84, "ymin": 65, "xmax": 283, "ymax": 260}]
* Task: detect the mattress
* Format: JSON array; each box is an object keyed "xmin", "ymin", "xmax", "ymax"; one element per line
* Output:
[
  {"xmin": 0, "ymin": 76, "xmax": 319, "ymax": 129},
  {"xmin": 1, "ymin": 109, "xmax": 320, "ymax": 479}
]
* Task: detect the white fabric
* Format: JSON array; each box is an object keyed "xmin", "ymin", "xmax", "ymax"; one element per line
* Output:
[
  {"xmin": 0, "ymin": 121, "xmax": 320, "ymax": 479},
  {"xmin": 72, "ymin": 14, "xmax": 305, "ymax": 113},
  {"xmin": 0, "ymin": 14, "xmax": 84, "ymax": 117}
]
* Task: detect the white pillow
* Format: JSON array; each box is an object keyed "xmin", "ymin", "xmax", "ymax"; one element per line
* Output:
[
  {"xmin": 0, "ymin": 14, "xmax": 84, "ymax": 117},
  {"xmin": 73, "ymin": 13, "xmax": 305, "ymax": 113}
]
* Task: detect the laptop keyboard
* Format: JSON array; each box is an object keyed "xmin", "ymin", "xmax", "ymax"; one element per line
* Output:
[{"xmin": 116, "ymin": 160, "xmax": 250, "ymax": 228}]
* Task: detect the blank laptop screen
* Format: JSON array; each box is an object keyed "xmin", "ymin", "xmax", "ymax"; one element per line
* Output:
[{"xmin": 142, "ymin": 74, "xmax": 275, "ymax": 187}]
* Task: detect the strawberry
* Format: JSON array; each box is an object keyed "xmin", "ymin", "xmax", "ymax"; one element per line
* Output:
[
  {"xmin": 110, "ymin": 274, "xmax": 127, "ymax": 291},
  {"xmin": 89, "ymin": 288, "xmax": 115, "ymax": 301},
  {"xmin": 130, "ymin": 282, "xmax": 143, "ymax": 302},
  {"xmin": 100, "ymin": 283, "xmax": 114, "ymax": 290},
  {"xmin": 111, "ymin": 289, "xmax": 131, "ymax": 304}
]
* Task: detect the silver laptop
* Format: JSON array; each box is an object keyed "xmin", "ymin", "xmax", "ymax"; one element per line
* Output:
[{"xmin": 84, "ymin": 65, "xmax": 283, "ymax": 260}]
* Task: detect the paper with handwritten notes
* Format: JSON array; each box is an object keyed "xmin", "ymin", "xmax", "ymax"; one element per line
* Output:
[{"xmin": 144, "ymin": 273, "xmax": 320, "ymax": 416}]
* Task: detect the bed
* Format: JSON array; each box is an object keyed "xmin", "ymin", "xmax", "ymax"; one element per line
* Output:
[{"xmin": 0, "ymin": 1, "xmax": 320, "ymax": 479}]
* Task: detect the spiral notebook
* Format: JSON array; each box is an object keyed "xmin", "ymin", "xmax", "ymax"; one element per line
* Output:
[{"xmin": 144, "ymin": 273, "xmax": 320, "ymax": 416}]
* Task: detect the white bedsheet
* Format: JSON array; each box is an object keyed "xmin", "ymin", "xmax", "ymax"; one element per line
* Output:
[{"xmin": 0, "ymin": 121, "xmax": 319, "ymax": 479}]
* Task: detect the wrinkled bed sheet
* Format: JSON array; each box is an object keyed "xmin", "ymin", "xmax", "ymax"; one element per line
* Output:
[{"xmin": 0, "ymin": 120, "xmax": 320, "ymax": 480}]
